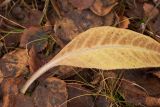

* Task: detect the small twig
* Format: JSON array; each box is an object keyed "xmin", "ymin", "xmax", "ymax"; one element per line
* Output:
[
  {"xmin": 50, "ymin": 0, "xmax": 62, "ymax": 19},
  {"xmin": 39, "ymin": 0, "xmax": 50, "ymax": 24}
]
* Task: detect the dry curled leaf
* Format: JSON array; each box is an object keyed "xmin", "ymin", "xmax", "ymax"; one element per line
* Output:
[
  {"xmin": 21, "ymin": 26, "xmax": 160, "ymax": 93},
  {"xmin": 90, "ymin": 0, "xmax": 118, "ymax": 16}
]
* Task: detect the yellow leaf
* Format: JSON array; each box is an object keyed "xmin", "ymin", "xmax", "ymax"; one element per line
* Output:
[{"xmin": 21, "ymin": 26, "xmax": 160, "ymax": 93}]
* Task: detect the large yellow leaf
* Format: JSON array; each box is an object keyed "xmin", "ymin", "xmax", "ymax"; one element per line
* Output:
[{"xmin": 21, "ymin": 26, "xmax": 160, "ymax": 93}]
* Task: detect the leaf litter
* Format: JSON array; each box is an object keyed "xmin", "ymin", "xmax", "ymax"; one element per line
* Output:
[{"xmin": 0, "ymin": 0, "xmax": 160, "ymax": 107}]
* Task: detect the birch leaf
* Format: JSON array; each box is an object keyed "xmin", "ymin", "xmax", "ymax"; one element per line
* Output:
[{"xmin": 21, "ymin": 26, "xmax": 160, "ymax": 93}]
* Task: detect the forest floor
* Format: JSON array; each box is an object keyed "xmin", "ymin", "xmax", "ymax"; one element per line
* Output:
[{"xmin": 0, "ymin": 0, "xmax": 160, "ymax": 107}]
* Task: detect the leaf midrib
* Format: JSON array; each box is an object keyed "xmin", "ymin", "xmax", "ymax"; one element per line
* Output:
[{"xmin": 54, "ymin": 44, "xmax": 160, "ymax": 63}]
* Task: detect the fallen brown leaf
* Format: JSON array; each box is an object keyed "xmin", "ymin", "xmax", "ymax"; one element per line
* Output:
[
  {"xmin": 0, "ymin": 49, "xmax": 28, "ymax": 77},
  {"xmin": 12, "ymin": 94, "xmax": 34, "ymax": 107},
  {"xmin": 145, "ymin": 96, "xmax": 160, "ymax": 106},
  {"xmin": 126, "ymin": 1, "xmax": 144, "ymax": 19},
  {"xmin": 32, "ymin": 77, "xmax": 67, "ymax": 107},
  {"xmin": 54, "ymin": 17, "xmax": 79, "ymax": 43},
  {"xmin": 143, "ymin": 3, "xmax": 159, "ymax": 19},
  {"xmin": 103, "ymin": 12, "xmax": 115, "ymax": 26},
  {"xmin": 10, "ymin": 6, "xmax": 42, "ymax": 27},
  {"xmin": 121, "ymin": 80, "xmax": 147, "ymax": 106},
  {"xmin": 95, "ymin": 96, "xmax": 109, "ymax": 107},
  {"xmin": 150, "ymin": 15, "xmax": 160, "ymax": 36},
  {"xmin": 20, "ymin": 26, "xmax": 48, "ymax": 52},
  {"xmin": 67, "ymin": 83, "xmax": 94, "ymax": 107},
  {"xmin": 69, "ymin": 0, "xmax": 94, "ymax": 10},
  {"xmin": 124, "ymin": 70, "xmax": 160, "ymax": 96},
  {"xmin": 1, "ymin": 77, "xmax": 32, "ymax": 107},
  {"xmin": 67, "ymin": 9, "xmax": 103, "ymax": 31},
  {"xmin": 90, "ymin": 0, "xmax": 118, "ymax": 16}
]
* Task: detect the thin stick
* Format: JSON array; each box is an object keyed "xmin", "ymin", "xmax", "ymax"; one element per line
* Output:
[{"xmin": 0, "ymin": 14, "xmax": 26, "ymax": 29}]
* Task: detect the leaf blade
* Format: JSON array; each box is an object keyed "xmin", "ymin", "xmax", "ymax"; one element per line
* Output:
[{"xmin": 21, "ymin": 26, "xmax": 160, "ymax": 94}]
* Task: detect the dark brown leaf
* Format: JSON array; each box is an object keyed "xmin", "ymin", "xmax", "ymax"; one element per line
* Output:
[
  {"xmin": 126, "ymin": 1, "xmax": 144, "ymax": 19},
  {"xmin": 95, "ymin": 96, "xmax": 109, "ymax": 107},
  {"xmin": 67, "ymin": 83, "xmax": 94, "ymax": 107},
  {"xmin": 32, "ymin": 77, "xmax": 67, "ymax": 107},
  {"xmin": 124, "ymin": 70, "xmax": 160, "ymax": 96}
]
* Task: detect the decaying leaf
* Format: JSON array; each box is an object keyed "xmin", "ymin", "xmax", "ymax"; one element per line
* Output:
[
  {"xmin": 20, "ymin": 26, "xmax": 48, "ymax": 52},
  {"xmin": 32, "ymin": 77, "xmax": 67, "ymax": 107},
  {"xmin": 54, "ymin": 18, "xmax": 79, "ymax": 42},
  {"xmin": 126, "ymin": 1, "xmax": 144, "ymax": 19},
  {"xmin": 21, "ymin": 26, "xmax": 160, "ymax": 93},
  {"xmin": 90, "ymin": 0, "xmax": 118, "ymax": 16},
  {"xmin": 0, "ymin": 49, "xmax": 28, "ymax": 77},
  {"xmin": 67, "ymin": 83, "xmax": 94, "ymax": 107},
  {"xmin": 1, "ymin": 77, "xmax": 31, "ymax": 107},
  {"xmin": 123, "ymin": 70, "xmax": 160, "ymax": 106}
]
